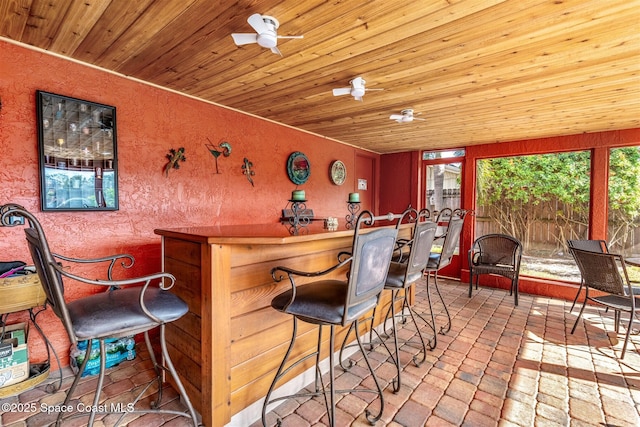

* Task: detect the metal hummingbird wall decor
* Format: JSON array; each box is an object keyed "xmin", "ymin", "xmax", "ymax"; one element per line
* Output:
[{"xmin": 205, "ymin": 139, "xmax": 232, "ymax": 173}]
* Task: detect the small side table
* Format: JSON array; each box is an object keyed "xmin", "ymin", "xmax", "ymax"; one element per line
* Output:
[{"xmin": 0, "ymin": 274, "xmax": 60, "ymax": 397}]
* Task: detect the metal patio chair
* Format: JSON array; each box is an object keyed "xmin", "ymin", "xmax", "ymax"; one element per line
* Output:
[
  {"xmin": 569, "ymin": 247, "xmax": 640, "ymax": 359},
  {"xmin": 468, "ymin": 234, "xmax": 523, "ymax": 305}
]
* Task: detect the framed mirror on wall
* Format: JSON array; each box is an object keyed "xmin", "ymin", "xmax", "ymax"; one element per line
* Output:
[{"xmin": 36, "ymin": 91, "xmax": 118, "ymax": 211}]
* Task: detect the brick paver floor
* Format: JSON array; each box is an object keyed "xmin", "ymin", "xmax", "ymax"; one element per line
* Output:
[{"xmin": 2, "ymin": 278, "xmax": 640, "ymax": 426}]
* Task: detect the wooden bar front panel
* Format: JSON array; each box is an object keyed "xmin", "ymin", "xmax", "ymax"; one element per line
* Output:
[{"xmin": 158, "ymin": 225, "xmax": 404, "ymax": 426}]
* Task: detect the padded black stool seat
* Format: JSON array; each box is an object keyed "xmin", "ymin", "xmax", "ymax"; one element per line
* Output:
[
  {"xmin": 68, "ymin": 287, "xmax": 188, "ymax": 339},
  {"xmin": 271, "ymin": 280, "xmax": 377, "ymax": 325}
]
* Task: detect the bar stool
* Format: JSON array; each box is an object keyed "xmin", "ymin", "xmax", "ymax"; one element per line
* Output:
[
  {"xmin": 0, "ymin": 204, "xmax": 199, "ymax": 427},
  {"xmin": 262, "ymin": 210, "xmax": 399, "ymax": 427},
  {"xmin": 376, "ymin": 210, "xmax": 437, "ymax": 392},
  {"xmin": 424, "ymin": 209, "xmax": 467, "ymax": 342}
]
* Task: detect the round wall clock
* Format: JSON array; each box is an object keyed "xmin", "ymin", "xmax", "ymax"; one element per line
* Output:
[
  {"xmin": 287, "ymin": 151, "xmax": 311, "ymax": 185},
  {"xmin": 330, "ymin": 160, "xmax": 346, "ymax": 185}
]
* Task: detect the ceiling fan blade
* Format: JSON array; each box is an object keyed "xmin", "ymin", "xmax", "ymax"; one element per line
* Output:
[
  {"xmin": 277, "ymin": 35, "xmax": 304, "ymax": 40},
  {"xmin": 232, "ymin": 33, "xmax": 258, "ymax": 45},
  {"xmin": 389, "ymin": 114, "xmax": 404, "ymax": 120},
  {"xmin": 354, "ymin": 96, "xmax": 363, "ymax": 102},
  {"xmin": 332, "ymin": 88, "xmax": 351, "ymax": 96},
  {"xmin": 271, "ymin": 46, "xmax": 282, "ymax": 56},
  {"xmin": 247, "ymin": 13, "xmax": 269, "ymax": 34},
  {"xmin": 366, "ymin": 88, "xmax": 384, "ymax": 92},
  {"xmin": 414, "ymin": 117, "xmax": 427, "ymax": 121}
]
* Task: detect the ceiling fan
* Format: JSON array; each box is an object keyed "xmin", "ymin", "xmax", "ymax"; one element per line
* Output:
[
  {"xmin": 389, "ymin": 109, "xmax": 426, "ymax": 123},
  {"xmin": 231, "ymin": 13, "xmax": 303, "ymax": 56},
  {"xmin": 332, "ymin": 77, "xmax": 382, "ymax": 101}
]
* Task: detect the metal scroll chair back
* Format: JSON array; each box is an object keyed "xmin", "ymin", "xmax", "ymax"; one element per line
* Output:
[
  {"xmin": 0, "ymin": 204, "xmax": 198, "ymax": 426},
  {"xmin": 343, "ymin": 213, "xmax": 400, "ymax": 325},
  {"xmin": 264, "ymin": 210, "xmax": 399, "ymax": 426},
  {"xmin": 24, "ymin": 227, "xmax": 77, "ymax": 343},
  {"xmin": 404, "ymin": 219, "xmax": 438, "ymax": 280},
  {"xmin": 468, "ymin": 233, "xmax": 523, "ymax": 305},
  {"xmin": 434, "ymin": 216, "xmax": 464, "ymax": 271},
  {"xmin": 567, "ymin": 239, "xmax": 609, "ymax": 312},
  {"xmin": 569, "ymin": 247, "xmax": 638, "ymax": 358}
]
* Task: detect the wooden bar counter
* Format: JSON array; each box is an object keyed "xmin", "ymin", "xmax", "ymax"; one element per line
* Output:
[{"xmin": 155, "ymin": 222, "xmax": 405, "ymax": 426}]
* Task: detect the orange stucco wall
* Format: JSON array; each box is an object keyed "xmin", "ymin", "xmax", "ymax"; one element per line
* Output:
[{"xmin": 0, "ymin": 40, "xmax": 378, "ymax": 366}]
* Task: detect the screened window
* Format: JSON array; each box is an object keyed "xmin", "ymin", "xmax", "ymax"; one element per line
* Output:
[
  {"xmin": 475, "ymin": 151, "xmax": 591, "ymax": 281},
  {"xmin": 608, "ymin": 146, "xmax": 640, "ymax": 281}
]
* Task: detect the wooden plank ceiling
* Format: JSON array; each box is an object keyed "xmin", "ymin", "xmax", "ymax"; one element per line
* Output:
[{"xmin": 1, "ymin": 0, "xmax": 638, "ymax": 153}]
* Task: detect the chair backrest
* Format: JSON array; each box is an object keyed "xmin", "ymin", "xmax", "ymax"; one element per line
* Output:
[
  {"xmin": 345, "ymin": 211, "xmax": 399, "ymax": 324},
  {"xmin": 569, "ymin": 247, "xmax": 629, "ymax": 296},
  {"xmin": 0, "ymin": 204, "xmax": 76, "ymax": 343},
  {"xmin": 567, "ymin": 239, "xmax": 609, "ymax": 254},
  {"xmin": 435, "ymin": 217, "xmax": 464, "ymax": 270},
  {"xmin": 473, "ymin": 234, "xmax": 522, "ymax": 267},
  {"xmin": 405, "ymin": 220, "xmax": 438, "ymax": 279}
]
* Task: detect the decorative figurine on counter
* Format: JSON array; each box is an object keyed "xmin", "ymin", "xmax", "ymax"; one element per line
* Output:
[
  {"xmin": 164, "ymin": 147, "xmax": 186, "ymax": 177},
  {"xmin": 242, "ymin": 157, "xmax": 255, "ymax": 186},
  {"xmin": 205, "ymin": 139, "xmax": 232, "ymax": 174}
]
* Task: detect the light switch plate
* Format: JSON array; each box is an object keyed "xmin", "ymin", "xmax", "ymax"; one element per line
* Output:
[{"xmin": 357, "ymin": 179, "xmax": 367, "ymax": 190}]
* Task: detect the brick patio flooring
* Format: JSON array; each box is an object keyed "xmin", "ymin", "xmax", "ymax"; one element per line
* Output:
[{"xmin": 2, "ymin": 278, "xmax": 640, "ymax": 426}]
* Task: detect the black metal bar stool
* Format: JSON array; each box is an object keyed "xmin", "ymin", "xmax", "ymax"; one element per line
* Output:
[
  {"xmin": 261, "ymin": 210, "xmax": 399, "ymax": 427},
  {"xmin": 0, "ymin": 204, "xmax": 199, "ymax": 427},
  {"xmin": 374, "ymin": 209, "xmax": 437, "ymax": 392},
  {"xmin": 423, "ymin": 209, "xmax": 468, "ymax": 342}
]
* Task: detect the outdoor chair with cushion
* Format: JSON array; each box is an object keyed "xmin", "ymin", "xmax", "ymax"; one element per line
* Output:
[
  {"xmin": 468, "ymin": 234, "xmax": 523, "ymax": 305},
  {"xmin": 0, "ymin": 204, "xmax": 199, "ymax": 426}
]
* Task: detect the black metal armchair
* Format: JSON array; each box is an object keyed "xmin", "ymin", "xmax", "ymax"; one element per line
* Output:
[
  {"xmin": 262, "ymin": 210, "xmax": 399, "ymax": 427},
  {"xmin": 468, "ymin": 233, "xmax": 523, "ymax": 305},
  {"xmin": 0, "ymin": 204, "xmax": 198, "ymax": 426},
  {"xmin": 569, "ymin": 247, "xmax": 640, "ymax": 358}
]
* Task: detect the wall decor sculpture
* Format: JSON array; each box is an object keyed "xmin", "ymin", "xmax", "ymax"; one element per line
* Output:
[
  {"xmin": 286, "ymin": 152, "xmax": 310, "ymax": 185},
  {"xmin": 205, "ymin": 139, "xmax": 232, "ymax": 173},
  {"xmin": 164, "ymin": 148, "xmax": 186, "ymax": 177},
  {"xmin": 242, "ymin": 158, "xmax": 255, "ymax": 186}
]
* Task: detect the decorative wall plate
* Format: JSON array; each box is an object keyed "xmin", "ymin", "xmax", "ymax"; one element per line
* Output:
[
  {"xmin": 330, "ymin": 160, "xmax": 346, "ymax": 185},
  {"xmin": 287, "ymin": 152, "xmax": 310, "ymax": 185}
]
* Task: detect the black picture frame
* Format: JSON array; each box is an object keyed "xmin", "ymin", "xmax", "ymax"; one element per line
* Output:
[{"xmin": 36, "ymin": 91, "xmax": 118, "ymax": 211}]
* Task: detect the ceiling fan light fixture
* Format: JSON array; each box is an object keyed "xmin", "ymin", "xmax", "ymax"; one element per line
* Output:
[
  {"xmin": 257, "ymin": 33, "xmax": 277, "ymax": 48},
  {"xmin": 350, "ymin": 77, "xmax": 365, "ymax": 98}
]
